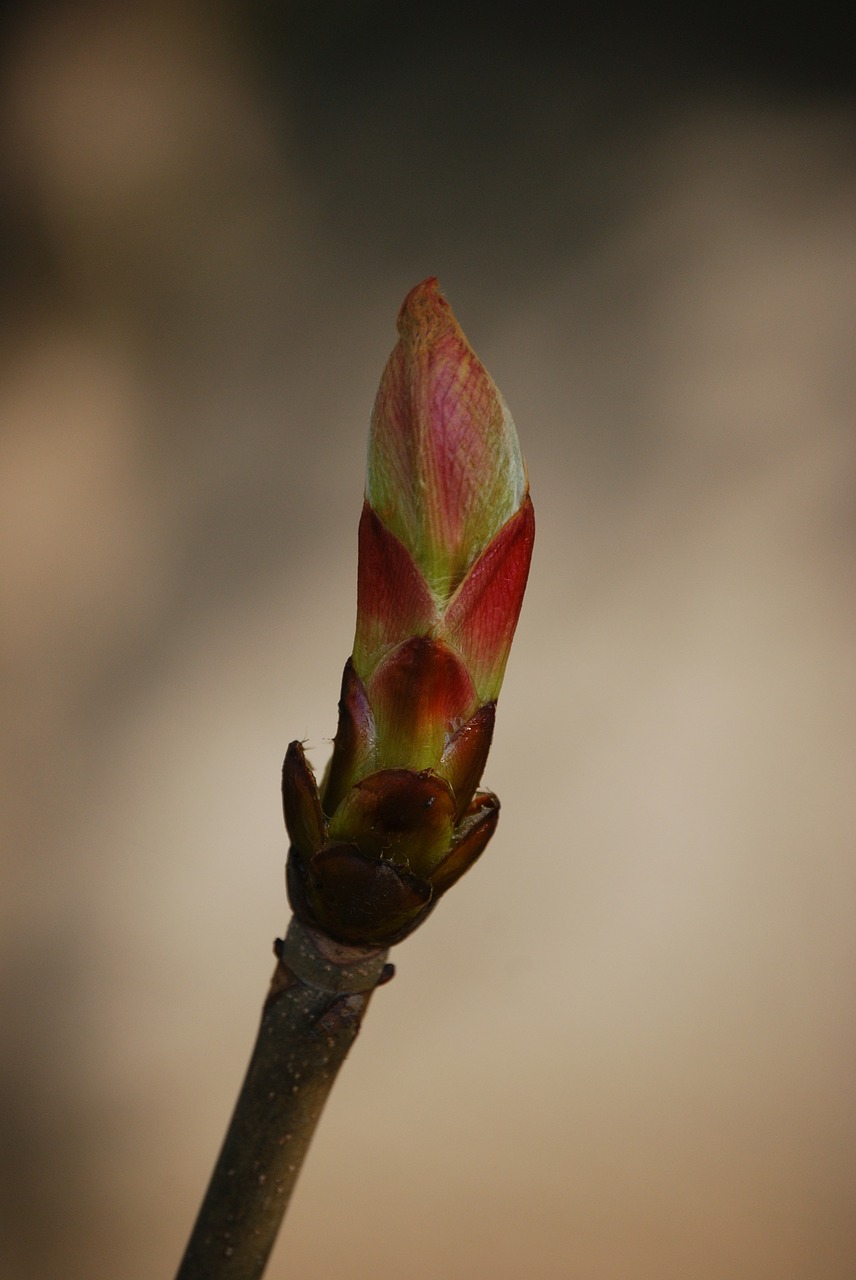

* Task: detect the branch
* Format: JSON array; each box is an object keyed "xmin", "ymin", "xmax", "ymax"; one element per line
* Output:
[
  {"xmin": 174, "ymin": 278, "xmax": 533, "ymax": 1277},
  {"xmin": 175, "ymin": 917, "xmax": 391, "ymax": 1280}
]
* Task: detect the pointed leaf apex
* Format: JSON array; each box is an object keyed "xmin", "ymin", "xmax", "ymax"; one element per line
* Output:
[
  {"xmin": 367, "ymin": 277, "xmax": 528, "ymax": 603},
  {"xmin": 395, "ymin": 277, "xmax": 458, "ymax": 347}
]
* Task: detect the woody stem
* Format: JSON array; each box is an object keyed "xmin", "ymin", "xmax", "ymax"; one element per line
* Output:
[{"xmin": 175, "ymin": 917, "xmax": 391, "ymax": 1280}]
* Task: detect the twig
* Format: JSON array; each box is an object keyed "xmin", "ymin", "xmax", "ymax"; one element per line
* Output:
[
  {"xmin": 174, "ymin": 278, "xmax": 533, "ymax": 1277},
  {"xmin": 175, "ymin": 917, "xmax": 391, "ymax": 1280}
]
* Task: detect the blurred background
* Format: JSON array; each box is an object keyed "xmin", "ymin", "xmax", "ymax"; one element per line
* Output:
[{"xmin": 1, "ymin": 2, "xmax": 854, "ymax": 1277}]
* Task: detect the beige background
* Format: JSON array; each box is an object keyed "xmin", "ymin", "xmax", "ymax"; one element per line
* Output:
[{"xmin": 1, "ymin": 5, "xmax": 854, "ymax": 1277}]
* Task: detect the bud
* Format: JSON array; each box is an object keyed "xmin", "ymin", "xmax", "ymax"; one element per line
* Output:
[{"xmin": 284, "ymin": 279, "xmax": 534, "ymax": 945}]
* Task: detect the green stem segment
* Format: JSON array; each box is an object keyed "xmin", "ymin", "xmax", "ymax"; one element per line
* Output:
[{"xmin": 175, "ymin": 917, "xmax": 391, "ymax": 1280}]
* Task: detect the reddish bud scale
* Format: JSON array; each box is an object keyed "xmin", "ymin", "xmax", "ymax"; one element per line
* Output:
[{"xmin": 284, "ymin": 280, "xmax": 533, "ymax": 945}]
